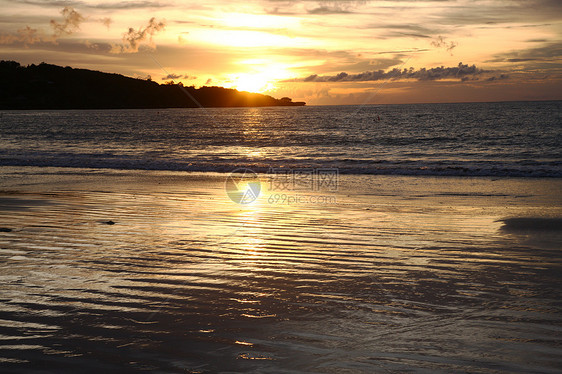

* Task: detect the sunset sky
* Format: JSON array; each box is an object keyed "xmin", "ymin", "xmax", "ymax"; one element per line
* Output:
[{"xmin": 1, "ymin": 0, "xmax": 561, "ymax": 104}]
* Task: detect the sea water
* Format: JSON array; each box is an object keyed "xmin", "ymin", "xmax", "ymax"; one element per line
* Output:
[
  {"xmin": 0, "ymin": 102, "xmax": 561, "ymax": 373},
  {"xmin": 1, "ymin": 101, "xmax": 560, "ymax": 177}
]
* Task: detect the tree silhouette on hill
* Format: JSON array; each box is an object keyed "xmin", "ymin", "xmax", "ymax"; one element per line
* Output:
[{"xmin": 0, "ymin": 61, "xmax": 305, "ymax": 109}]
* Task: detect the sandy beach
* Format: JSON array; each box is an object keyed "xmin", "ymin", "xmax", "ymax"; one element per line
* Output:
[{"xmin": 0, "ymin": 166, "xmax": 561, "ymax": 372}]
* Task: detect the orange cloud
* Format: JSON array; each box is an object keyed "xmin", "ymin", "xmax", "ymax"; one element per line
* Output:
[
  {"xmin": 50, "ymin": 7, "xmax": 85, "ymax": 38},
  {"xmin": 111, "ymin": 17, "xmax": 166, "ymax": 53}
]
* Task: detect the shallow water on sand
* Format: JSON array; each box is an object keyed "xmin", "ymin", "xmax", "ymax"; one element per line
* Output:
[{"xmin": 0, "ymin": 168, "xmax": 561, "ymax": 373}]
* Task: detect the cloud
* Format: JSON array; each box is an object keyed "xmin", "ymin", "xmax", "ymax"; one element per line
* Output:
[
  {"xmin": 307, "ymin": 3, "xmax": 358, "ymax": 15},
  {"xmin": 13, "ymin": 0, "xmax": 82, "ymax": 6},
  {"xmin": 161, "ymin": 73, "xmax": 198, "ymax": 80},
  {"xmin": 490, "ymin": 42, "xmax": 562, "ymax": 63},
  {"xmin": 431, "ymin": 35, "xmax": 457, "ymax": 54},
  {"xmin": 386, "ymin": 32, "xmax": 431, "ymax": 39},
  {"xmin": 177, "ymin": 34, "xmax": 187, "ymax": 44},
  {"xmin": 161, "ymin": 73, "xmax": 181, "ymax": 80},
  {"xmin": 486, "ymin": 74, "xmax": 509, "ymax": 81},
  {"xmin": 377, "ymin": 23, "xmax": 442, "ymax": 36},
  {"xmin": 89, "ymin": 1, "xmax": 169, "ymax": 9},
  {"xmin": 434, "ymin": 0, "xmax": 562, "ymax": 27},
  {"xmin": 0, "ymin": 6, "xmax": 110, "ymax": 46},
  {"xmin": 12, "ymin": 0, "xmax": 168, "ymax": 9},
  {"xmin": 111, "ymin": 17, "xmax": 166, "ymax": 53},
  {"xmin": 100, "ymin": 17, "xmax": 112, "ymax": 29},
  {"xmin": 50, "ymin": 6, "xmax": 85, "ymax": 38},
  {"xmin": 266, "ymin": 0, "xmax": 368, "ymax": 15},
  {"xmin": 289, "ymin": 63, "xmax": 490, "ymax": 82},
  {"xmin": 371, "ymin": 48, "xmax": 429, "ymax": 55},
  {"xmin": 0, "ymin": 26, "xmax": 42, "ymax": 46}
]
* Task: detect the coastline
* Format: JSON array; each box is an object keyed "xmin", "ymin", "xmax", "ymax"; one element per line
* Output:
[{"xmin": 0, "ymin": 61, "xmax": 306, "ymax": 110}]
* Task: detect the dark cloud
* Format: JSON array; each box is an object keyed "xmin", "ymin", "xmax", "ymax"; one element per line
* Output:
[
  {"xmin": 486, "ymin": 74, "xmax": 509, "ymax": 81},
  {"xmin": 506, "ymin": 58, "xmax": 535, "ymax": 62},
  {"xmin": 162, "ymin": 73, "xmax": 181, "ymax": 80},
  {"xmin": 489, "ymin": 42, "xmax": 562, "ymax": 64},
  {"xmin": 161, "ymin": 73, "xmax": 197, "ymax": 80},
  {"xmin": 289, "ymin": 63, "xmax": 490, "ymax": 82},
  {"xmin": 430, "ymin": 35, "xmax": 457, "ymax": 54}
]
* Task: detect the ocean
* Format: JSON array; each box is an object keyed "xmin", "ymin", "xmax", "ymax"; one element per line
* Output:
[
  {"xmin": 0, "ymin": 101, "xmax": 561, "ymax": 373},
  {"xmin": 1, "ymin": 101, "xmax": 560, "ymax": 177}
]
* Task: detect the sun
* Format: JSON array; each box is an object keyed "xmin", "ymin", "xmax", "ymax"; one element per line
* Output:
[
  {"xmin": 224, "ymin": 63, "xmax": 293, "ymax": 93},
  {"xmin": 232, "ymin": 73, "xmax": 275, "ymax": 93}
]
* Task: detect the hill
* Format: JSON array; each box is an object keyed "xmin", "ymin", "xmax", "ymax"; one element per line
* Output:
[{"xmin": 0, "ymin": 61, "xmax": 305, "ymax": 109}]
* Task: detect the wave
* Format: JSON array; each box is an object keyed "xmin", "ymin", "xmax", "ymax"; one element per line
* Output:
[{"xmin": 1, "ymin": 152, "xmax": 561, "ymax": 178}]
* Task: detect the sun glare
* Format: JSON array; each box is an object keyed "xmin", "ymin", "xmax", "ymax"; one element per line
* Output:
[
  {"xmin": 230, "ymin": 73, "xmax": 274, "ymax": 93},
  {"xmin": 224, "ymin": 64, "xmax": 293, "ymax": 93},
  {"xmin": 220, "ymin": 13, "xmax": 299, "ymax": 29},
  {"xmin": 191, "ymin": 29, "xmax": 313, "ymax": 48}
]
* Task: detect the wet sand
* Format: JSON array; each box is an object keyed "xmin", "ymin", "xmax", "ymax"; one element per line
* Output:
[{"xmin": 0, "ymin": 167, "xmax": 561, "ymax": 373}]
